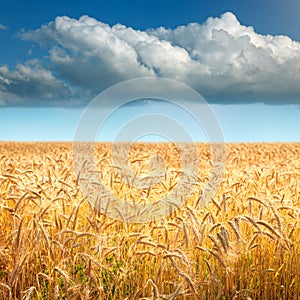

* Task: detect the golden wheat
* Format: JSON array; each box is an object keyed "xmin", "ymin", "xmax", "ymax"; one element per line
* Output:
[{"xmin": 0, "ymin": 142, "xmax": 299, "ymax": 299}]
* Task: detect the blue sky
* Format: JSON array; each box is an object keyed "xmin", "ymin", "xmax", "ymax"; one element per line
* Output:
[{"xmin": 0, "ymin": 0, "xmax": 300, "ymax": 142}]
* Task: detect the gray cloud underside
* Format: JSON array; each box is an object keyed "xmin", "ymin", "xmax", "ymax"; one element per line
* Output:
[{"xmin": 1, "ymin": 12, "xmax": 300, "ymax": 106}]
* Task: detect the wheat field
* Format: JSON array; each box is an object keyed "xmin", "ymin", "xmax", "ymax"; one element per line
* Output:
[{"xmin": 0, "ymin": 142, "xmax": 299, "ymax": 299}]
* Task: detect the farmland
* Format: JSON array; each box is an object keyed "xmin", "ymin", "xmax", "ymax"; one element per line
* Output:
[{"xmin": 0, "ymin": 142, "xmax": 299, "ymax": 299}]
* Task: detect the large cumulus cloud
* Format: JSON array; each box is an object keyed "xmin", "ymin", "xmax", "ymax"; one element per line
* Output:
[{"xmin": 1, "ymin": 12, "xmax": 300, "ymax": 106}]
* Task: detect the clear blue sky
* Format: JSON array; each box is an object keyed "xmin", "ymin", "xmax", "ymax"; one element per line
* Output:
[{"xmin": 0, "ymin": 0, "xmax": 299, "ymax": 142}]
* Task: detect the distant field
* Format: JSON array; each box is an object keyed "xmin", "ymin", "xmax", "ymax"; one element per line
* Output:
[{"xmin": 0, "ymin": 142, "xmax": 299, "ymax": 299}]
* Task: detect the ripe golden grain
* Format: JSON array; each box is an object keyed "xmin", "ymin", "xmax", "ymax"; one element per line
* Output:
[{"xmin": 0, "ymin": 142, "xmax": 299, "ymax": 299}]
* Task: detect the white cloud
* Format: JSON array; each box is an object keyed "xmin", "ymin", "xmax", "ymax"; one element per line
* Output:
[
  {"xmin": 0, "ymin": 59, "xmax": 74, "ymax": 106},
  {"xmin": 0, "ymin": 24, "xmax": 7, "ymax": 31},
  {"xmin": 148, "ymin": 12, "xmax": 300, "ymax": 102},
  {"xmin": 2, "ymin": 12, "xmax": 300, "ymax": 106},
  {"xmin": 22, "ymin": 15, "xmax": 154, "ymax": 92}
]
